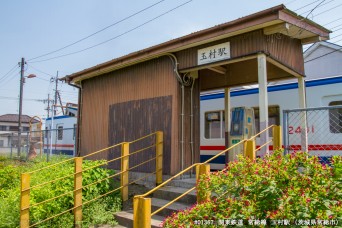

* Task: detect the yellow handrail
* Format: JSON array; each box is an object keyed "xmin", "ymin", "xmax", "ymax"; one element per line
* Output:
[
  {"xmin": 26, "ymin": 157, "xmax": 75, "ymax": 174},
  {"xmin": 134, "ymin": 125, "xmax": 281, "ymax": 227},
  {"xmin": 151, "ymin": 186, "xmax": 196, "ymax": 216},
  {"xmin": 137, "ymin": 138, "xmax": 247, "ymax": 198},
  {"xmin": 249, "ymin": 124, "xmax": 275, "ymax": 140},
  {"xmin": 20, "ymin": 131, "xmax": 162, "ymax": 228},
  {"xmin": 254, "ymin": 140, "xmax": 272, "ymax": 153},
  {"xmin": 82, "ymin": 142, "xmax": 124, "ymax": 158}
]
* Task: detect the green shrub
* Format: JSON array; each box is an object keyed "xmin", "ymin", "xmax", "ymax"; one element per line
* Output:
[
  {"xmin": 0, "ymin": 156, "xmax": 122, "ymax": 227},
  {"xmin": 163, "ymin": 151, "xmax": 342, "ymax": 227}
]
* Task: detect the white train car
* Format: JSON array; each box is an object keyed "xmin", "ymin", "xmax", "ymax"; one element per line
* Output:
[
  {"xmin": 200, "ymin": 76, "xmax": 342, "ymax": 169},
  {"xmin": 44, "ymin": 106, "xmax": 77, "ymax": 156}
]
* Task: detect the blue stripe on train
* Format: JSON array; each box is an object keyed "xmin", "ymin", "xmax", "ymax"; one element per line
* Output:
[
  {"xmin": 43, "ymin": 149, "xmax": 74, "ymax": 156},
  {"xmin": 200, "ymin": 155, "xmax": 226, "ymax": 164},
  {"xmin": 200, "ymin": 76, "xmax": 342, "ymax": 101}
]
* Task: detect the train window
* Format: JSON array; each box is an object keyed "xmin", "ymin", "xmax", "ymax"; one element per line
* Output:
[
  {"xmin": 57, "ymin": 126, "xmax": 63, "ymax": 140},
  {"xmin": 205, "ymin": 111, "xmax": 225, "ymax": 139},
  {"xmin": 253, "ymin": 105, "xmax": 280, "ymax": 137},
  {"xmin": 329, "ymin": 101, "xmax": 342, "ymax": 133}
]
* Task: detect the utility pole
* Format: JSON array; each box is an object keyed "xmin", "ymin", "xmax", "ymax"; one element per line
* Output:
[
  {"xmin": 54, "ymin": 71, "xmax": 58, "ymax": 116},
  {"xmin": 47, "ymin": 94, "xmax": 50, "ymax": 118},
  {"xmin": 17, "ymin": 57, "xmax": 25, "ymax": 156}
]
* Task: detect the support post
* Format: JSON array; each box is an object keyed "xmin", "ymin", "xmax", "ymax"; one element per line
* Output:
[
  {"xmin": 257, "ymin": 53, "xmax": 269, "ymax": 156},
  {"xmin": 298, "ymin": 77, "xmax": 308, "ymax": 152},
  {"xmin": 20, "ymin": 173, "xmax": 30, "ymax": 228},
  {"xmin": 224, "ymin": 88, "xmax": 231, "ymax": 164},
  {"xmin": 156, "ymin": 131, "xmax": 163, "ymax": 185},
  {"xmin": 244, "ymin": 139, "xmax": 256, "ymax": 160},
  {"xmin": 74, "ymin": 157, "xmax": 83, "ymax": 227},
  {"xmin": 273, "ymin": 125, "xmax": 282, "ymax": 150},
  {"xmin": 18, "ymin": 57, "xmax": 25, "ymax": 157},
  {"xmin": 10, "ymin": 133, "xmax": 13, "ymax": 158},
  {"xmin": 133, "ymin": 196, "xmax": 151, "ymax": 228},
  {"xmin": 121, "ymin": 143, "xmax": 129, "ymax": 201},
  {"xmin": 196, "ymin": 164, "xmax": 210, "ymax": 203}
]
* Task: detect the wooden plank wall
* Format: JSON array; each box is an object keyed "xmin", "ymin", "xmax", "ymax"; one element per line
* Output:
[
  {"xmin": 80, "ymin": 56, "xmax": 179, "ymax": 174},
  {"xmin": 79, "ymin": 56, "xmax": 201, "ymax": 175},
  {"xmin": 176, "ymin": 29, "xmax": 304, "ymax": 75},
  {"xmin": 107, "ymin": 96, "xmax": 172, "ymax": 173}
]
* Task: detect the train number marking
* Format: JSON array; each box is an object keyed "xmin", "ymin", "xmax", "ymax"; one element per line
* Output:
[{"xmin": 288, "ymin": 126, "xmax": 314, "ymax": 134}]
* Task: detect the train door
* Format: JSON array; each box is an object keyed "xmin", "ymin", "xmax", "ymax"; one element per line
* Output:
[
  {"xmin": 228, "ymin": 107, "xmax": 256, "ymax": 162},
  {"xmin": 56, "ymin": 123, "xmax": 64, "ymax": 154}
]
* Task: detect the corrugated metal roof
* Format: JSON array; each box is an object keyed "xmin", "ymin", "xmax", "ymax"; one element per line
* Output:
[{"xmin": 64, "ymin": 4, "xmax": 330, "ymax": 83}]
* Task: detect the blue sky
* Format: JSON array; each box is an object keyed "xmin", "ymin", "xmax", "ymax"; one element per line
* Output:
[{"xmin": 1, "ymin": 0, "xmax": 341, "ymax": 119}]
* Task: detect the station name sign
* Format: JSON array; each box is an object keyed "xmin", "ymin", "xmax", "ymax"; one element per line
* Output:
[{"xmin": 197, "ymin": 42, "xmax": 231, "ymax": 65}]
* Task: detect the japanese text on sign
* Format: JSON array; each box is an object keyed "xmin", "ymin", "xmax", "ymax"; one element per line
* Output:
[{"xmin": 198, "ymin": 42, "xmax": 231, "ymax": 65}]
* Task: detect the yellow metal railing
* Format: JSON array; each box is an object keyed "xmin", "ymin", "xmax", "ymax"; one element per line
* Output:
[
  {"xmin": 133, "ymin": 125, "xmax": 282, "ymax": 228},
  {"xmin": 19, "ymin": 131, "xmax": 163, "ymax": 228}
]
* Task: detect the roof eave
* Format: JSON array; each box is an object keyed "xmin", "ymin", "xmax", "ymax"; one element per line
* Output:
[{"xmin": 65, "ymin": 4, "xmax": 330, "ymax": 84}]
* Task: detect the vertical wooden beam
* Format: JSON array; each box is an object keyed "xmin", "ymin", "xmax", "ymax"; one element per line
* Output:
[
  {"xmin": 196, "ymin": 164, "xmax": 211, "ymax": 203},
  {"xmin": 273, "ymin": 125, "xmax": 282, "ymax": 150},
  {"xmin": 244, "ymin": 139, "xmax": 256, "ymax": 160},
  {"xmin": 20, "ymin": 173, "xmax": 30, "ymax": 228},
  {"xmin": 156, "ymin": 131, "xmax": 163, "ymax": 185},
  {"xmin": 298, "ymin": 77, "xmax": 308, "ymax": 152},
  {"xmin": 74, "ymin": 157, "xmax": 83, "ymax": 227},
  {"xmin": 258, "ymin": 54, "xmax": 269, "ymax": 156},
  {"xmin": 121, "ymin": 143, "xmax": 129, "ymax": 201},
  {"xmin": 133, "ymin": 196, "xmax": 151, "ymax": 228},
  {"xmin": 224, "ymin": 88, "xmax": 231, "ymax": 164}
]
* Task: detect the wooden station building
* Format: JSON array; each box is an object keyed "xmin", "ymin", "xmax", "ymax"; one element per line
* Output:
[{"xmin": 64, "ymin": 5, "xmax": 330, "ymax": 175}]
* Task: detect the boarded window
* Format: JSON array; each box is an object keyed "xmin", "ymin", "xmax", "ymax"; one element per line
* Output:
[
  {"xmin": 329, "ymin": 101, "xmax": 342, "ymax": 133},
  {"xmin": 253, "ymin": 105, "xmax": 280, "ymax": 137},
  {"xmin": 205, "ymin": 111, "xmax": 225, "ymax": 139}
]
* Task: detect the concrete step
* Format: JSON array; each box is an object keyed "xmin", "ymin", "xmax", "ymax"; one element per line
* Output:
[
  {"xmin": 153, "ymin": 186, "xmax": 196, "ymax": 204},
  {"xmin": 151, "ymin": 197, "xmax": 192, "ymax": 217},
  {"xmin": 168, "ymin": 177, "xmax": 196, "ymax": 189},
  {"xmin": 114, "ymin": 210, "xmax": 164, "ymax": 228}
]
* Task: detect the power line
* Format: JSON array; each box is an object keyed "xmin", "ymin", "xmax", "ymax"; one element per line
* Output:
[
  {"xmin": 0, "ymin": 64, "xmax": 18, "ymax": 82},
  {"xmin": 27, "ymin": 63, "xmax": 55, "ymax": 77},
  {"xmin": 329, "ymin": 23, "xmax": 342, "ymax": 30},
  {"xmin": 27, "ymin": 0, "xmax": 168, "ymax": 62},
  {"xmin": 303, "ymin": 0, "xmax": 326, "ymax": 18},
  {"xmin": 295, "ymin": 0, "xmax": 324, "ymax": 12},
  {"xmin": 0, "ymin": 70, "xmax": 19, "ymax": 89},
  {"xmin": 0, "ymin": 95, "xmax": 47, "ymax": 102},
  {"xmin": 285, "ymin": 0, "xmax": 299, "ymax": 6},
  {"xmin": 28, "ymin": 0, "xmax": 193, "ymax": 63},
  {"xmin": 314, "ymin": 2, "xmax": 342, "ymax": 17},
  {"xmin": 305, "ymin": 46, "xmax": 342, "ymax": 63},
  {"xmin": 300, "ymin": 0, "xmax": 332, "ymax": 15},
  {"xmin": 324, "ymin": 17, "xmax": 342, "ymax": 26}
]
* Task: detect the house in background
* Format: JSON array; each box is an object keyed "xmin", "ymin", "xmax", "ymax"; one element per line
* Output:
[
  {"xmin": 304, "ymin": 41, "xmax": 342, "ymax": 79},
  {"xmin": 0, "ymin": 114, "xmax": 39, "ymax": 151}
]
